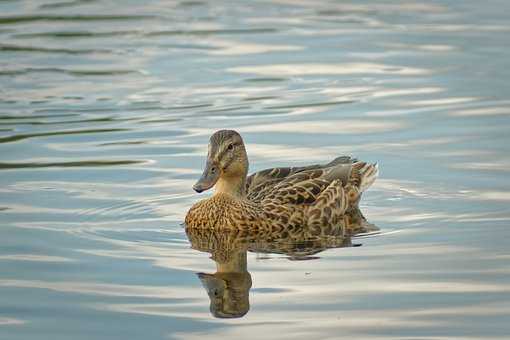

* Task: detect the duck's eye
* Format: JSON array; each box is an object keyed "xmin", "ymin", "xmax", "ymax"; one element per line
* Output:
[{"xmin": 227, "ymin": 143, "xmax": 234, "ymax": 151}]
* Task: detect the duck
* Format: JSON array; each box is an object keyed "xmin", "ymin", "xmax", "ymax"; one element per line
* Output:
[{"xmin": 185, "ymin": 129, "xmax": 378, "ymax": 232}]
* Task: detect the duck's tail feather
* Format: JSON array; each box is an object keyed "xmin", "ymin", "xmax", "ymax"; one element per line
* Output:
[{"xmin": 357, "ymin": 162, "xmax": 378, "ymax": 193}]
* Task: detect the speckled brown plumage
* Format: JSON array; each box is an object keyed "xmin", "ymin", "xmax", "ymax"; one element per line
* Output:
[
  {"xmin": 186, "ymin": 207, "xmax": 378, "ymax": 260},
  {"xmin": 185, "ymin": 130, "xmax": 378, "ymax": 232}
]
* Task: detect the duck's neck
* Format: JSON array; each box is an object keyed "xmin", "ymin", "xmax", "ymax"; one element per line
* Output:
[
  {"xmin": 214, "ymin": 174, "xmax": 246, "ymax": 198},
  {"xmin": 216, "ymin": 251, "xmax": 247, "ymax": 273}
]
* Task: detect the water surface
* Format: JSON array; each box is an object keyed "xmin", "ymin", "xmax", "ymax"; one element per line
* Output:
[{"xmin": 1, "ymin": 0, "xmax": 510, "ymax": 339}]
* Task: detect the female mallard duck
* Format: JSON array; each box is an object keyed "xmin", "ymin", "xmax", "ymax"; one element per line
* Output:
[{"xmin": 185, "ymin": 130, "xmax": 378, "ymax": 232}]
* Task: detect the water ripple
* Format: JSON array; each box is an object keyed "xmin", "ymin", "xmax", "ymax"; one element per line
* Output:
[
  {"xmin": 0, "ymin": 43, "xmax": 112, "ymax": 55},
  {"xmin": 0, "ymin": 67, "xmax": 137, "ymax": 77},
  {"xmin": 0, "ymin": 128, "xmax": 129, "ymax": 144},
  {"xmin": 0, "ymin": 14, "xmax": 157, "ymax": 25},
  {"xmin": 0, "ymin": 160, "xmax": 145, "ymax": 170}
]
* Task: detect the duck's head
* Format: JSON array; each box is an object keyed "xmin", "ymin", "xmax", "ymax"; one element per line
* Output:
[
  {"xmin": 197, "ymin": 272, "xmax": 252, "ymax": 319},
  {"xmin": 193, "ymin": 130, "xmax": 248, "ymax": 196}
]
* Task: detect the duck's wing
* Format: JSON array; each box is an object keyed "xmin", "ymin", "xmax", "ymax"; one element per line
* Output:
[
  {"xmin": 257, "ymin": 161, "xmax": 378, "ymax": 228},
  {"xmin": 246, "ymin": 156, "xmax": 356, "ymax": 202},
  {"xmin": 303, "ymin": 161, "xmax": 378, "ymax": 229},
  {"xmin": 263, "ymin": 159, "xmax": 378, "ymax": 203}
]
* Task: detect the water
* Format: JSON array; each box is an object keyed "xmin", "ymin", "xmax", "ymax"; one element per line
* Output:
[{"xmin": 1, "ymin": 0, "xmax": 510, "ymax": 338}]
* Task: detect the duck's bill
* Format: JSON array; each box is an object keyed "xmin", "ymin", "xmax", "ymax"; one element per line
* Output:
[{"xmin": 193, "ymin": 161, "xmax": 219, "ymax": 193}]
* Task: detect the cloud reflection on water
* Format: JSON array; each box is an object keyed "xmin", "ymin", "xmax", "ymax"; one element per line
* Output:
[{"xmin": 229, "ymin": 63, "xmax": 430, "ymax": 76}]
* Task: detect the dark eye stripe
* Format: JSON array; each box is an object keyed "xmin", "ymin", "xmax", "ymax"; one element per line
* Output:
[{"xmin": 222, "ymin": 156, "xmax": 234, "ymax": 170}]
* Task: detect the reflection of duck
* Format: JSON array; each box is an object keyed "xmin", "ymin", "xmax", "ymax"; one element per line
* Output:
[
  {"xmin": 197, "ymin": 248, "xmax": 251, "ymax": 318},
  {"xmin": 187, "ymin": 207, "xmax": 377, "ymax": 319},
  {"xmin": 186, "ymin": 130, "xmax": 378, "ymax": 231}
]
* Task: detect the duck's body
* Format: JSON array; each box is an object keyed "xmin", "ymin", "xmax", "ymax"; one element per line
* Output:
[
  {"xmin": 187, "ymin": 206, "xmax": 377, "ymax": 261},
  {"xmin": 185, "ymin": 130, "xmax": 378, "ymax": 232}
]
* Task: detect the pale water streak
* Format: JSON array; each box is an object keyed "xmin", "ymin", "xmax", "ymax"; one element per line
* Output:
[{"xmin": 1, "ymin": 0, "xmax": 510, "ymax": 339}]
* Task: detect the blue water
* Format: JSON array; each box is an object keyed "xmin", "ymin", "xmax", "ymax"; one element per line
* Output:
[{"xmin": 1, "ymin": 1, "xmax": 509, "ymax": 339}]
